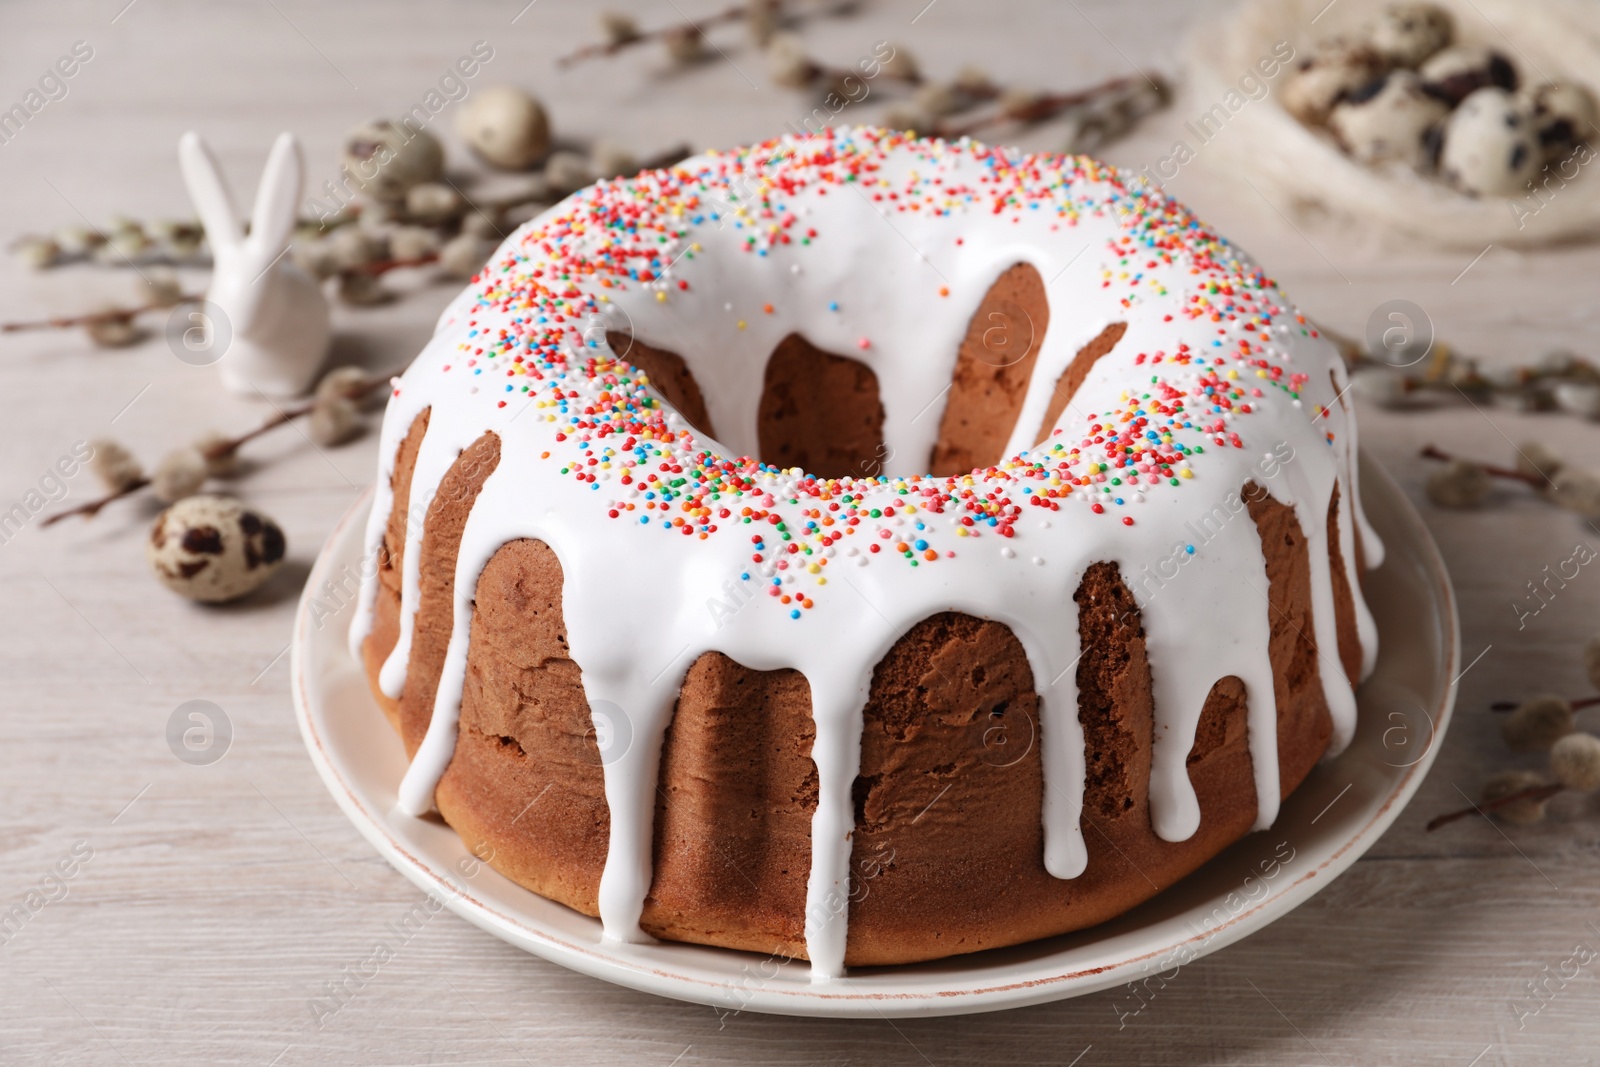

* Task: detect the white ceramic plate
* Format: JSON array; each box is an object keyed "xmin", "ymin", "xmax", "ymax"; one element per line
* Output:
[{"xmin": 291, "ymin": 452, "xmax": 1457, "ymax": 1018}]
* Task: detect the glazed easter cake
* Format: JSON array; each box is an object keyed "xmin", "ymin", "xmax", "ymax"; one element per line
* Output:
[{"xmin": 351, "ymin": 127, "xmax": 1380, "ymax": 976}]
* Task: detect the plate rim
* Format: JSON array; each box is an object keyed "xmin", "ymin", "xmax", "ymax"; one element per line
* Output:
[{"xmin": 290, "ymin": 452, "xmax": 1459, "ymax": 1018}]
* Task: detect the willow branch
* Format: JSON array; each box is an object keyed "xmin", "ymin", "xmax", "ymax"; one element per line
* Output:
[
  {"xmin": 1491, "ymin": 695, "xmax": 1600, "ymax": 711},
  {"xmin": 1419, "ymin": 445, "xmax": 1548, "ymax": 488},
  {"xmin": 40, "ymin": 478, "xmax": 152, "ymax": 526},
  {"xmin": 557, "ymin": 2, "xmax": 752, "ymax": 67},
  {"xmin": 3, "ymin": 294, "xmax": 204, "ymax": 334},
  {"xmin": 1426, "ymin": 783, "xmax": 1565, "ymax": 831},
  {"xmin": 934, "ymin": 74, "xmax": 1165, "ymax": 138},
  {"xmin": 41, "ymin": 374, "xmax": 393, "ymax": 526}
]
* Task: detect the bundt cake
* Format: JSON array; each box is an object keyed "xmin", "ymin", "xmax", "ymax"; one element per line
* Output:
[{"xmin": 350, "ymin": 127, "xmax": 1381, "ymax": 977}]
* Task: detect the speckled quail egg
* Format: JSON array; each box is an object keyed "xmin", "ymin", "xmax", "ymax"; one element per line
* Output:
[
  {"xmin": 342, "ymin": 120, "xmax": 445, "ymax": 204},
  {"xmin": 457, "ymin": 86, "xmax": 551, "ymax": 171},
  {"xmin": 1367, "ymin": 3, "xmax": 1453, "ymax": 67},
  {"xmin": 1419, "ymin": 45, "xmax": 1518, "ymax": 107},
  {"xmin": 147, "ymin": 495, "xmax": 286, "ymax": 603},
  {"xmin": 1330, "ymin": 70, "xmax": 1449, "ymax": 168},
  {"xmin": 1523, "ymin": 80, "xmax": 1599, "ymax": 163},
  {"xmin": 1282, "ymin": 39, "xmax": 1390, "ymax": 125},
  {"xmin": 1438, "ymin": 87, "xmax": 1540, "ymax": 196}
]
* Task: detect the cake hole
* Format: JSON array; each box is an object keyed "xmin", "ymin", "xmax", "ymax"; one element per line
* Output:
[
  {"xmin": 930, "ymin": 262, "xmax": 1051, "ymax": 476},
  {"xmin": 1033, "ymin": 321, "xmax": 1129, "ymax": 446},
  {"xmin": 493, "ymin": 733, "xmax": 528, "ymax": 759},
  {"xmin": 757, "ymin": 332, "xmax": 887, "ymax": 479},
  {"xmin": 607, "ymin": 330, "xmax": 716, "ymax": 439}
]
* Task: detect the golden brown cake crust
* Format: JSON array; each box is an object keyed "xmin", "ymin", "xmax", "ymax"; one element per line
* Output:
[
  {"xmin": 362, "ymin": 408, "xmax": 429, "ymax": 738},
  {"xmin": 361, "ymin": 434, "xmax": 1344, "ymax": 964},
  {"xmin": 1328, "ymin": 482, "xmax": 1363, "ymax": 686},
  {"xmin": 358, "ymin": 264, "xmax": 1358, "ymax": 967},
  {"xmin": 396, "ymin": 432, "xmax": 502, "ymax": 756},
  {"xmin": 437, "ymin": 537, "xmax": 611, "ymax": 915}
]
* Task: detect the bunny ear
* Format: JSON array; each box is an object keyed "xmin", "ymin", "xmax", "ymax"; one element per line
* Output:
[
  {"xmin": 248, "ymin": 132, "xmax": 303, "ymax": 258},
  {"xmin": 178, "ymin": 131, "xmax": 243, "ymax": 251}
]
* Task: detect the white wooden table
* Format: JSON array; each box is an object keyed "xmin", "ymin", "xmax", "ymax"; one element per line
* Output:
[{"xmin": 2, "ymin": 1, "xmax": 1598, "ymax": 1063}]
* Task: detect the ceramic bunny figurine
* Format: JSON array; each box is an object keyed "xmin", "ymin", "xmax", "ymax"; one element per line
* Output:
[{"xmin": 178, "ymin": 131, "xmax": 330, "ymax": 397}]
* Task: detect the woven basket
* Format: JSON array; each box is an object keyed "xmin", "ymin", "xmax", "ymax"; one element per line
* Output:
[{"xmin": 1185, "ymin": 0, "xmax": 1600, "ymax": 248}]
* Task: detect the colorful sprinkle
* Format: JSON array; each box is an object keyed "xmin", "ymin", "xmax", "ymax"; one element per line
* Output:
[{"xmin": 441, "ymin": 127, "xmax": 1320, "ymax": 621}]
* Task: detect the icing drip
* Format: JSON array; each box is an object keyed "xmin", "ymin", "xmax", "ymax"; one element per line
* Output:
[
  {"xmin": 1143, "ymin": 512, "xmax": 1280, "ymax": 841},
  {"xmin": 801, "ymin": 675, "xmax": 867, "ymax": 979},
  {"xmin": 1035, "ymin": 633, "xmax": 1089, "ymax": 880},
  {"xmin": 1330, "ymin": 358, "xmax": 1383, "ymax": 680},
  {"xmin": 351, "ymin": 127, "xmax": 1379, "ymax": 979}
]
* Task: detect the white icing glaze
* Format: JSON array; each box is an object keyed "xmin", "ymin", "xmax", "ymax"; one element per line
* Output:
[{"xmin": 349, "ymin": 128, "xmax": 1379, "ymax": 979}]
